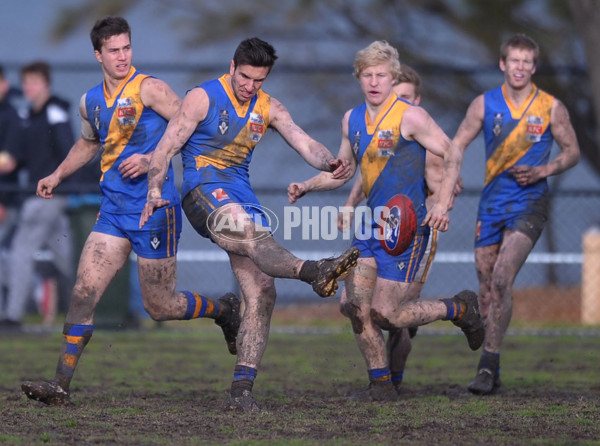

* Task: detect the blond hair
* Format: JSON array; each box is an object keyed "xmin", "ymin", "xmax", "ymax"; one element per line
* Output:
[{"xmin": 353, "ymin": 40, "xmax": 401, "ymax": 82}]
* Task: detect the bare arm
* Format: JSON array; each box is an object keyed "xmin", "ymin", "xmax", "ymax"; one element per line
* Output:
[
  {"xmin": 510, "ymin": 98, "xmax": 580, "ymax": 185},
  {"xmin": 453, "ymin": 94, "xmax": 484, "ymax": 152},
  {"xmin": 288, "ymin": 110, "xmax": 357, "ymax": 204},
  {"xmin": 402, "ymin": 105, "xmax": 463, "ymax": 231},
  {"xmin": 119, "ymin": 78, "xmax": 183, "ymax": 180},
  {"xmin": 140, "ymin": 87, "xmax": 208, "ymax": 227},
  {"xmin": 270, "ymin": 97, "xmax": 351, "ymax": 180},
  {"xmin": 37, "ymin": 94, "xmax": 101, "ymax": 198}
]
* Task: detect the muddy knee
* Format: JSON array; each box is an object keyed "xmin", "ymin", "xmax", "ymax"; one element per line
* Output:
[
  {"xmin": 340, "ymin": 302, "xmax": 365, "ymax": 334},
  {"xmin": 370, "ymin": 308, "xmax": 394, "ymax": 331}
]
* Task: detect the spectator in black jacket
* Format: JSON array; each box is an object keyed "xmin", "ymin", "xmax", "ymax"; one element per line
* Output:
[
  {"xmin": 0, "ymin": 64, "xmax": 23, "ymax": 324},
  {"xmin": 2, "ymin": 61, "xmax": 75, "ymax": 330}
]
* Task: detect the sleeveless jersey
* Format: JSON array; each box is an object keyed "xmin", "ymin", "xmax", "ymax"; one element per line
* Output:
[
  {"xmin": 180, "ymin": 74, "xmax": 271, "ymax": 198},
  {"xmin": 480, "ymin": 84, "xmax": 554, "ymax": 214},
  {"xmin": 348, "ymin": 94, "xmax": 428, "ymax": 234},
  {"xmin": 85, "ymin": 67, "xmax": 180, "ymax": 214}
]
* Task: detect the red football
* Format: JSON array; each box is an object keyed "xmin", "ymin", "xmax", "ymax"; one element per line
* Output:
[{"xmin": 379, "ymin": 194, "xmax": 417, "ymax": 256}]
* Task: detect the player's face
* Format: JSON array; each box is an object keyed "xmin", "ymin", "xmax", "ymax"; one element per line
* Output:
[
  {"xmin": 229, "ymin": 62, "xmax": 270, "ymax": 103},
  {"xmin": 500, "ymin": 47, "xmax": 536, "ymax": 91},
  {"xmin": 393, "ymin": 82, "xmax": 420, "ymax": 105},
  {"xmin": 95, "ymin": 33, "xmax": 133, "ymax": 81},
  {"xmin": 359, "ymin": 62, "xmax": 395, "ymax": 107}
]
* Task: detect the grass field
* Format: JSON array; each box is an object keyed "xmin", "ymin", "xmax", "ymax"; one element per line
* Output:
[{"xmin": 1, "ymin": 301, "xmax": 599, "ymax": 445}]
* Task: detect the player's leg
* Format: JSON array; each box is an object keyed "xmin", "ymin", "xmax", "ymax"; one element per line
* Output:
[
  {"xmin": 134, "ymin": 203, "xmax": 241, "ymax": 354},
  {"xmin": 21, "ymin": 231, "xmax": 131, "ymax": 405},
  {"xmin": 341, "ymin": 258, "xmax": 398, "ymax": 402},
  {"xmin": 223, "ymin": 253, "xmax": 276, "ymax": 414},
  {"xmin": 469, "ymin": 230, "xmax": 533, "ymax": 395},
  {"xmin": 387, "ymin": 229, "xmax": 437, "ymax": 391},
  {"xmin": 183, "ymin": 187, "xmax": 359, "ymax": 298},
  {"xmin": 474, "ymin": 243, "xmax": 500, "ymax": 322},
  {"xmin": 137, "ymin": 256, "xmax": 240, "ymax": 355}
]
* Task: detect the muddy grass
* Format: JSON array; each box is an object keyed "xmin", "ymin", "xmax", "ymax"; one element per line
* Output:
[{"xmin": 1, "ymin": 298, "xmax": 599, "ymax": 445}]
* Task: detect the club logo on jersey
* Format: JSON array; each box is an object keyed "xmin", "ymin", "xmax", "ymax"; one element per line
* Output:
[
  {"xmin": 352, "ymin": 131, "xmax": 361, "ymax": 154},
  {"xmin": 212, "ymin": 188, "xmax": 230, "ymax": 202},
  {"xmin": 492, "ymin": 113, "xmax": 503, "ymax": 137},
  {"xmin": 249, "ymin": 113, "xmax": 265, "ymax": 143},
  {"xmin": 377, "ymin": 129, "xmax": 395, "ymax": 157},
  {"xmin": 117, "ymin": 97, "xmax": 136, "ymax": 126},
  {"xmin": 218, "ymin": 110, "xmax": 229, "ymax": 135},
  {"xmin": 93, "ymin": 105, "xmax": 101, "ymax": 130},
  {"xmin": 150, "ymin": 232, "xmax": 161, "ymax": 250},
  {"xmin": 525, "ymin": 115, "xmax": 543, "ymax": 142}
]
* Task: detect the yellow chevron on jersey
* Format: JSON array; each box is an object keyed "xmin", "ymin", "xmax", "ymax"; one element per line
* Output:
[
  {"xmin": 485, "ymin": 85, "xmax": 553, "ymax": 185},
  {"xmin": 193, "ymin": 75, "xmax": 271, "ymax": 171},
  {"xmin": 100, "ymin": 68, "xmax": 147, "ymax": 181},
  {"xmin": 360, "ymin": 95, "xmax": 407, "ymax": 197}
]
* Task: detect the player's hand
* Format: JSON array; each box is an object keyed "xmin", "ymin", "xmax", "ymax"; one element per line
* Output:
[
  {"xmin": 337, "ymin": 208, "xmax": 354, "ymax": 232},
  {"xmin": 119, "ymin": 153, "xmax": 150, "ymax": 179},
  {"xmin": 139, "ymin": 195, "xmax": 170, "ymax": 228},
  {"xmin": 454, "ymin": 175, "xmax": 464, "ymax": 197},
  {"xmin": 329, "ymin": 158, "xmax": 352, "ymax": 180},
  {"xmin": 509, "ymin": 165, "xmax": 543, "ymax": 186},
  {"xmin": 422, "ymin": 202, "xmax": 449, "ymax": 232},
  {"xmin": 287, "ymin": 182, "xmax": 307, "ymax": 204},
  {"xmin": 37, "ymin": 173, "xmax": 61, "ymax": 199}
]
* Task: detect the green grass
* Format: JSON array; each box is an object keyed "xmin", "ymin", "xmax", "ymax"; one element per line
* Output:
[{"xmin": 1, "ymin": 314, "xmax": 599, "ymax": 445}]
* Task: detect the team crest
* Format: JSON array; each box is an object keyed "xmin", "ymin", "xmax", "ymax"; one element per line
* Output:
[
  {"xmin": 150, "ymin": 232, "xmax": 161, "ymax": 250},
  {"xmin": 492, "ymin": 113, "xmax": 503, "ymax": 137},
  {"xmin": 116, "ymin": 97, "xmax": 136, "ymax": 126},
  {"xmin": 249, "ymin": 113, "xmax": 265, "ymax": 143},
  {"xmin": 525, "ymin": 115, "xmax": 543, "ymax": 142},
  {"xmin": 352, "ymin": 131, "xmax": 361, "ymax": 154},
  {"xmin": 93, "ymin": 105, "xmax": 101, "ymax": 130},
  {"xmin": 218, "ymin": 110, "xmax": 229, "ymax": 135},
  {"xmin": 211, "ymin": 188, "xmax": 230, "ymax": 202},
  {"xmin": 377, "ymin": 129, "xmax": 395, "ymax": 157}
]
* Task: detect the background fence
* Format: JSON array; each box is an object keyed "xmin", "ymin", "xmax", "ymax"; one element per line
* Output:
[{"xmin": 1, "ymin": 62, "xmax": 599, "ymax": 324}]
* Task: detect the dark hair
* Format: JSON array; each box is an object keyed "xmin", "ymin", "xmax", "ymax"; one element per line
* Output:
[
  {"xmin": 21, "ymin": 61, "xmax": 51, "ymax": 84},
  {"xmin": 232, "ymin": 37, "xmax": 278, "ymax": 71},
  {"xmin": 500, "ymin": 33, "xmax": 539, "ymax": 64},
  {"xmin": 90, "ymin": 16, "xmax": 131, "ymax": 52}
]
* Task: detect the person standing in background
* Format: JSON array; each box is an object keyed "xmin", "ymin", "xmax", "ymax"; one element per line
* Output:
[
  {"xmin": 2, "ymin": 61, "xmax": 74, "ymax": 330},
  {"xmin": 0, "ymin": 64, "xmax": 23, "ymax": 328}
]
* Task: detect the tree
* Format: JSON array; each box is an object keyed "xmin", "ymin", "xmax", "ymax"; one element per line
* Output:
[{"xmin": 52, "ymin": 0, "xmax": 598, "ymax": 176}]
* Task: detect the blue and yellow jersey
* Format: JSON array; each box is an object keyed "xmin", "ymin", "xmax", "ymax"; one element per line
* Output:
[
  {"xmin": 480, "ymin": 84, "xmax": 554, "ymax": 214},
  {"xmin": 85, "ymin": 67, "xmax": 180, "ymax": 214},
  {"xmin": 180, "ymin": 74, "xmax": 271, "ymax": 198},
  {"xmin": 348, "ymin": 94, "xmax": 428, "ymax": 233}
]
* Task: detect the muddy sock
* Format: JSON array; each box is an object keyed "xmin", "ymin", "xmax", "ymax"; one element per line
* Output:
[
  {"xmin": 391, "ymin": 370, "xmax": 404, "ymax": 389},
  {"xmin": 298, "ymin": 260, "xmax": 319, "ymax": 283},
  {"xmin": 180, "ymin": 290, "xmax": 223, "ymax": 320},
  {"xmin": 478, "ymin": 349, "xmax": 500, "ymax": 375},
  {"xmin": 231, "ymin": 365, "xmax": 258, "ymax": 397},
  {"xmin": 368, "ymin": 367, "xmax": 393, "ymax": 389},
  {"xmin": 441, "ymin": 298, "xmax": 466, "ymax": 320},
  {"xmin": 54, "ymin": 323, "xmax": 93, "ymax": 391}
]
